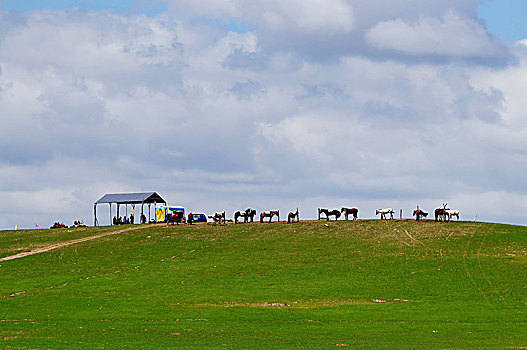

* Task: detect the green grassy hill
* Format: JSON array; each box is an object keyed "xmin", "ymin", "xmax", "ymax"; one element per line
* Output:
[{"xmin": 1, "ymin": 220, "xmax": 526, "ymax": 349}]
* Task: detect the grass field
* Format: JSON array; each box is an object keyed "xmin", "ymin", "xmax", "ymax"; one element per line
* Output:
[{"xmin": 0, "ymin": 220, "xmax": 525, "ymax": 349}]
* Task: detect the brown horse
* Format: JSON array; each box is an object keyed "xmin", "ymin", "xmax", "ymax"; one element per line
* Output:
[
  {"xmin": 318, "ymin": 208, "xmax": 341, "ymax": 221},
  {"xmin": 260, "ymin": 210, "xmax": 279, "ymax": 223},
  {"xmin": 341, "ymin": 207, "xmax": 358, "ymax": 220},
  {"xmin": 413, "ymin": 209, "xmax": 428, "ymax": 221},
  {"xmin": 287, "ymin": 207, "xmax": 299, "ymax": 223}
]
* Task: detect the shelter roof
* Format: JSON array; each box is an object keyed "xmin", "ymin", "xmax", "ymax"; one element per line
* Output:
[{"xmin": 95, "ymin": 192, "xmax": 166, "ymax": 204}]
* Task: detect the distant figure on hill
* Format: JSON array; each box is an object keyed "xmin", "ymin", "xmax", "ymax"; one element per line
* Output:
[
  {"xmin": 130, "ymin": 214, "xmax": 134, "ymax": 224},
  {"xmin": 188, "ymin": 212, "xmax": 193, "ymax": 225}
]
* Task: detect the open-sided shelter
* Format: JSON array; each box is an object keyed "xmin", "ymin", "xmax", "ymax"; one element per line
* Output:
[{"xmin": 94, "ymin": 192, "xmax": 166, "ymax": 226}]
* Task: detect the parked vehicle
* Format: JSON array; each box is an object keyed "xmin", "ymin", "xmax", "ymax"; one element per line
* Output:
[
  {"xmin": 156, "ymin": 205, "xmax": 186, "ymax": 224},
  {"xmin": 192, "ymin": 213, "xmax": 207, "ymax": 223}
]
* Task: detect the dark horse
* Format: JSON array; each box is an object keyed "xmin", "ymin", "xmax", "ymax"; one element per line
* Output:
[
  {"xmin": 318, "ymin": 208, "xmax": 341, "ymax": 221},
  {"xmin": 434, "ymin": 208, "xmax": 446, "ymax": 222},
  {"xmin": 234, "ymin": 208, "xmax": 256, "ymax": 224},
  {"xmin": 435, "ymin": 203, "xmax": 449, "ymax": 222},
  {"xmin": 341, "ymin": 207, "xmax": 358, "ymax": 220},
  {"xmin": 287, "ymin": 207, "xmax": 299, "ymax": 223},
  {"xmin": 413, "ymin": 209, "xmax": 428, "ymax": 221},
  {"xmin": 260, "ymin": 210, "xmax": 279, "ymax": 223}
]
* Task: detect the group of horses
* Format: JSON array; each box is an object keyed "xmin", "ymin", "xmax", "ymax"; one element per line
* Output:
[
  {"xmin": 376, "ymin": 203, "xmax": 460, "ymax": 222},
  {"xmin": 233, "ymin": 208, "xmax": 256, "ymax": 224},
  {"xmin": 433, "ymin": 204, "xmax": 460, "ymax": 222},
  {"xmin": 317, "ymin": 208, "xmax": 359, "ymax": 221},
  {"xmin": 209, "ymin": 208, "xmax": 300, "ymax": 224},
  {"xmin": 320, "ymin": 204, "xmax": 459, "ymax": 222},
  {"xmin": 206, "ymin": 204, "xmax": 459, "ymax": 225}
]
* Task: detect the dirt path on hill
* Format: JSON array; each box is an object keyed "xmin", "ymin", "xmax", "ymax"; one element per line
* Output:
[{"xmin": 0, "ymin": 225, "xmax": 153, "ymax": 262}]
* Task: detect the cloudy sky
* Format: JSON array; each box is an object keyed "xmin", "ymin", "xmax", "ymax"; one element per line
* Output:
[{"xmin": 1, "ymin": 0, "xmax": 526, "ymax": 229}]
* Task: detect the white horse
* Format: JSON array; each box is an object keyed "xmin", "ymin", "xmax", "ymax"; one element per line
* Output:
[
  {"xmin": 209, "ymin": 211, "xmax": 226, "ymax": 224},
  {"xmin": 376, "ymin": 208, "xmax": 394, "ymax": 220},
  {"xmin": 445, "ymin": 209, "xmax": 459, "ymax": 221}
]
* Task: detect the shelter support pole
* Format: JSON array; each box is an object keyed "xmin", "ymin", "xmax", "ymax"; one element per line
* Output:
[
  {"xmin": 148, "ymin": 204, "xmax": 151, "ymax": 223},
  {"xmin": 117, "ymin": 204, "xmax": 120, "ymax": 223},
  {"xmin": 141, "ymin": 203, "xmax": 144, "ymax": 224},
  {"xmin": 109, "ymin": 203, "xmax": 112, "ymax": 226},
  {"xmin": 94, "ymin": 204, "xmax": 97, "ymax": 227}
]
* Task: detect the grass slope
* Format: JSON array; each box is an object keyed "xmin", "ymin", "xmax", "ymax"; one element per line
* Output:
[{"xmin": 0, "ymin": 220, "xmax": 526, "ymax": 349}]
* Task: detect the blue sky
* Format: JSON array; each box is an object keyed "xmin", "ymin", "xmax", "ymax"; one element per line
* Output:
[
  {"xmin": 2, "ymin": 0, "xmax": 527, "ymax": 42},
  {"xmin": 2, "ymin": 0, "xmax": 168, "ymax": 17},
  {"xmin": 478, "ymin": 0, "xmax": 527, "ymax": 42}
]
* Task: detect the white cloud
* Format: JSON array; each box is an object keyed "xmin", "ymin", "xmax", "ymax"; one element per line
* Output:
[
  {"xmin": 450, "ymin": 191, "xmax": 527, "ymax": 226},
  {"xmin": 169, "ymin": 0, "xmax": 354, "ymax": 35},
  {"xmin": 366, "ymin": 11, "xmax": 501, "ymax": 57},
  {"xmin": 257, "ymin": 0, "xmax": 354, "ymax": 35},
  {"xmin": 166, "ymin": 0, "xmax": 507, "ymax": 63},
  {"xmin": 470, "ymin": 45, "xmax": 527, "ymax": 127}
]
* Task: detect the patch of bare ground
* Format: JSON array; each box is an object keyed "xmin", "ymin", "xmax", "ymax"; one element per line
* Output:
[
  {"xmin": 0, "ymin": 225, "xmax": 151, "ymax": 262},
  {"xmin": 192, "ymin": 298, "xmax": 412, "ymax": 308},
  {"xmin": 138, "ymin": 319, "xmax": 208, "ymax": 322},
  {"xmin": 8, "ymin": 291, "xmax": 26, "ymax": 297}
]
